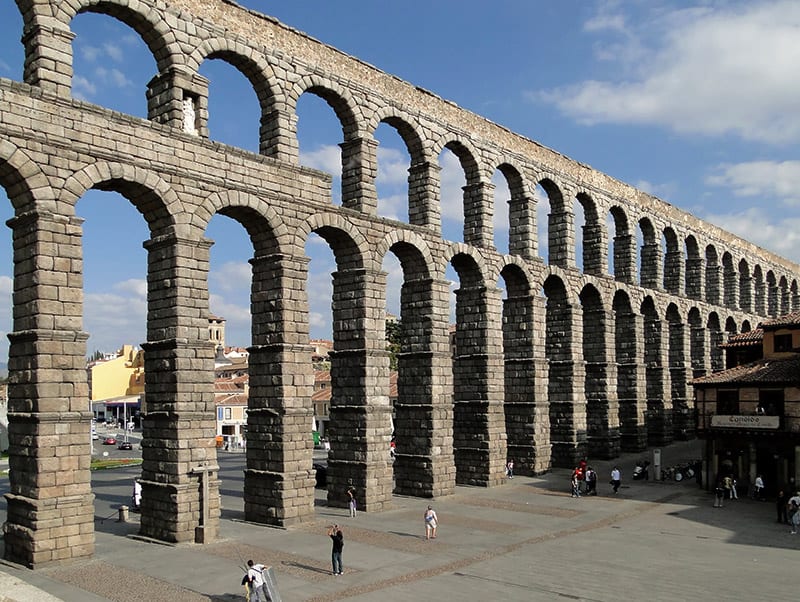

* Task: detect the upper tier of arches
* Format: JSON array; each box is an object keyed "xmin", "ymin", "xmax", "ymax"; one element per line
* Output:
[{"xmin": 7, "ymin": 0, "xmax": 799, "ymax": 317}]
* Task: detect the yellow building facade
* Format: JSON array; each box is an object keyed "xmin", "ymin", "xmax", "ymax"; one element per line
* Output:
[{"xmin": 89, "ymin": 345, "xmax": 145, "ymax": 401}]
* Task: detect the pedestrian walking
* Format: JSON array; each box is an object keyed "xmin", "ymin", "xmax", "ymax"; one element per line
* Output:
[
  {"xmin": 571, "ymin": 471, "xmax": 581, "ymax": 498},
  {"xmin": 713, "ymin": 481, "xmax": 725, "ymax": 508},
  {"xmin": 723, "ymin": 475, "xmax": 732, "ymax": 499},
  {"xmin": 585, "ymin": 466, "xmax": 597, "ymax": 496},
  {"xmin": 752, "ymin": 474, "xmax": 765, "ymax": 500},
  {"xmin": 506, "ymin": 459, "xmax": 514, "ymax": 479},
  {"xmin": 328, "ymin": 524, "xmax": 344, "ymax": 575},
  {"xmin": 347, "ymin": 487, "xmax": 357, "ymax": 518},
  {"xmin": 245, "ymin": 559, "xmax": 270, "ymax": 602},
  {"xmin": 776, "ymin": 490, "xmax": 789, "ymax": 524},
  {"xmin": 132, "ymin": 479, "xmax": 142, "ymax": 510},
  {"xmin": 424, "ymin": 505, "xmax": 438, "ymax": 539},
  {"xmin": 610, "ymin": 466, "xmax": 621, "ymax": 494},
  {"xmin": 730, "ymin": 477, "xmax": 738, "ymax": 499},
  {"xmin": 788, "ymin": 492, "xmax": 800, "ymax": 534}
]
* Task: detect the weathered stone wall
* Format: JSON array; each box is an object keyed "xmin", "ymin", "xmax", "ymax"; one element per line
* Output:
[{"xmin": 1, "ymin": 0, "xmax": 798, "ymax": 568}]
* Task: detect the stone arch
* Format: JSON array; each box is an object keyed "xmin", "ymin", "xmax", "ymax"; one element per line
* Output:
[
  {"xmin": 576, "ymin": 191, "xmax": 603, "ymax": 275},
  {"xmin": 58, "ymin": 161, "xmax": 179, "ymax": 235},
  {"xmin": 705, "ymin": 244, "xmax": 721, "ymax": 305},
  {"xmin": 609, "ymin": 205, "xmax": 635, "ymax": 284},
  {"xmin": 766, "ymin": 270, "xmax": 778, "ymax": 316},
  {"xmin": 197, "ymin": 190, "xmax": 291, "ymax": 257},
  {"xmin": 368, "ymin": 106, "xmax": 427, "ymax": 162},
  {"xmin": 662, "ymin": 226, "xmax": 682, "ymax": 295},
  {"xmin": 638, "ymin": 217, "xmax": 659, "ymax": 289},
  {"xmin": 298, "ymin": 212, "xmax": 369, "ymax": 270},
  {"xmin": 59, "ymin": 0, "xmax": 180, "ymax": 74},
  {"xmin": 685, "ymin": 235, "xmax": 702, "ymax": 300},
  {"xmin": 741, "ymin": 319, "xmax": 753, "ymax": 332},
  {"xmin": 368, "ymin": 107, "xmax": 431, "ymax": 228},
  {"xmin": 189, "ymin": 36, "xmax": 281, "ymax": 152},
  {"xmin": 450, "ymin": 248, "xmax": 505, "ymax": 485},
  {"xmin": 792, "ymin": 279, "xmax": 799, "ymax": 312},
  {"xmin": 0, "ymin": 139, "xmax": 55, "ymax": 212},
  {"xmin": 725, "ymin": 315, "xmax": 738, "ymax": 335},
  {"xmin": 290, "ymin": 74, "xmax": 363, "ymax": 140},
  {"xmin": 375, "ymin": 229, "xmax": 436, "ymax": 278},
  {"xmin": 495, "ymin": 160, "xmax": 532, "ymax": 257},
  {"xmin": 499, "ymin": 261, "xmax": 545, "ymax": 473},
  {"xmin": 538, "ymin": 176, "xmax": 571, "ymax": 269}
]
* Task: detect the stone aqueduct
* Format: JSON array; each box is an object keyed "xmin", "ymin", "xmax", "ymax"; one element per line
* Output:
[{"xmin": 1, "ymin": 0, "xmax": 799, "ymax": 567}]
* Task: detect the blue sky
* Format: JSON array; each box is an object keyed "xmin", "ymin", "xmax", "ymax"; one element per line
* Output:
[{"xmin": 1, "ymin": 0, "xmax": 800, "ymax": 359}]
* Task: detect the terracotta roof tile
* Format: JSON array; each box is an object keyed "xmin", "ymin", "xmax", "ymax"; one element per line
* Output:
[
  {"xmin": 692, "ymin": 355, "xmax": 800, "ymax": 386},
  {"xmin": 760, "ymin": 311, "xmax": 800, "ymax": 329}
]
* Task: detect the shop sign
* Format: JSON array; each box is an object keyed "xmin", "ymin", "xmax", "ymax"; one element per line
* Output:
[{"xmin": 711, "ymin": 415, "xmax": 780, "ymax": 429}]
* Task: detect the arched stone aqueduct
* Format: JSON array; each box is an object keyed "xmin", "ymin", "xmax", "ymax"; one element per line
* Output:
[{"xmin": 2, "ymin": 0, "xmax": 799, "ymax": 567}]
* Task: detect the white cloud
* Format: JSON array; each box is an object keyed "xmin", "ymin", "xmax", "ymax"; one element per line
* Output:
[
  {"xmin": 73, "ymin": 75, "xmax": 97, "ymax": 100},
  {"xmin": 706, "ymin": 160, "xmax": 800, "ymax": 204},
  {"xmin": 300, "ymin": 144, "xmax": 342, "ymax": 175},
  {"xmin": 376, "ymin": 146, "xmax": 409, "ymax": 185},
  {"xmin": 702, "ymin": 207, "xmax": 800, "ymax": 263},
  {"xmin": 210, "ymin": 261, "xmax": 252, "ymax": 293},
  {"xmin": 0, "ymin": 58, "xmax": 11, "ymax": 75},
  {"xmin": 94, "ymin": 66, "xmax": 133, "ymax": 89},
  {"xmin": 84, "ymin": 280, "xmax": 147, "ymax": 353},
  {"xmin": 536, "ymin": 1, "xmax": 800, "ymax": 145}
]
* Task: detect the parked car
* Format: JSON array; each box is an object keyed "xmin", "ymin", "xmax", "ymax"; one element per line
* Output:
[
  {"xmin": 102, "ymin": 437, "xmax": 117, "ymax": 445},
  {"xmin": 117, "ymin": 441, "xmax": 133, "ymax": 451},
  {"xmin": 91, "ymin": 432, "xmax": 99, "ymax": 440},
  {"xmin": 313, "ymin": 462, "xmax": 327, "ymax": 488}
]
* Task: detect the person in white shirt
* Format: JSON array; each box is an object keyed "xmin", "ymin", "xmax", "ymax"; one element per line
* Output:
[
  {"xmin": 246, "ymin": 559, "xmax": 268, "ymax": 602},
  {"xmin": 610, "ymin": 467, "xmax": 621, "ymax": 494},
  {"xmin": 752, "ymin": 475, "xmax": 765, "ymax": 500}
]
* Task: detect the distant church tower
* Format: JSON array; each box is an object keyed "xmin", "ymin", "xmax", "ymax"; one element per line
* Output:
[{"xmin": 209, "ymin": 314, "xmax": 226, "ymax": 348}]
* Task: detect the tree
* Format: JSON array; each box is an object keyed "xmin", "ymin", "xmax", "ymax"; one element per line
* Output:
[{"xmin": 385, "ymin": 320, "xmax": 402, "ymax": 371}]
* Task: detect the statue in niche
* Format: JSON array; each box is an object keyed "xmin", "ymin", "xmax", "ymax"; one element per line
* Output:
[{"xmin": 182, "ymin": 96, "xmax": 197, "ymax": 135}]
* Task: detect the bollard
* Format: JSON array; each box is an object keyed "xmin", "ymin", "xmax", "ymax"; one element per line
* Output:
[{"xmin": 118, "ymin": 505, "xmax": 129, "ymax": 523}]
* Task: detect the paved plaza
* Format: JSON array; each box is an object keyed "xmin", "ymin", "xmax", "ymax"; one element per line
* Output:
[{"xmin": 1, "ymin": 440, "xmax": 797, "ymax": 601}]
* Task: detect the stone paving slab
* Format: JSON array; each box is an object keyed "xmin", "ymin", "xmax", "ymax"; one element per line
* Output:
[{"xmin": 1, "ymin": 440, "xmax": 798, "ymax": 601}]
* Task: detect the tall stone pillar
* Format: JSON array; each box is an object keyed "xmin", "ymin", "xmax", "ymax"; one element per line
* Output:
[
  {"xmin": 585, "ymin": 308, "xmax": 619, "ymax": 459},
  {"xmin": 685, "ymin": 257, "xmax": 704, "ymax": 300},
  {"xmin": 22, "ymin": 21, "xmax": 74, "ymax": 95},
  {"xmin": 768, "ymin": 281, "xmax": 779, "ymax": 317},
  {"xmin": 327, "ymin": 267, "xmax": 393, "ymax": 511},
  {"xmin": 393, "ymin": 276, "xmax": 455, "ymax": 497},
  {"xmin": 547, "ymin": 209, "xmax": 574, "ymax": 268},
  {"xmin": 3, "ymin": 211, "xmax": 94, "ymax": 567},
  {"xmin": 503, "ymin": 292, "xmax": 549, "ymax": 474},
  {"xmin": 706, "ymin": 263, "xmax": 721, "ymax": 305},
  {"xmin": 664, "ymin": 250, "xmax": 684, "ymax": 295},
  {"xmin": 261, "ymin": 106, "xmax": 299, "ymax": 162},
  {"xmin": 147, "ymin": 68, "xmax": 209, "ymax": 136},
  {"xmin": 613, "ymin": 233, "xmax": 636, "ymax": 284},
  {"xmin": 508, "ymin": 192, "xmax": 537, "ymax": 259},
  {"xmin": 547, "ymin": 301, "xmax": 587, "ymax": 467},
  {"xmin": 581, "ymin": 222, "xmax": 606, "ymax": 275},
  {"xmin": 340, "ymin": 137, "xmax": 378, "ymax": 215},
  {"xmin": 462, "ymin": 181, "xmax": 495, "ymax": 248},
  {"xmin": 739, "ymin": 275, "xmax": 753, "ymax": 313},
  {"xmin": 139, "ymin": 235, "xmax": 219, "ymax": 544},
  {"xmin": 453, "ymin": 284, "xmax": 507, "ymax": 486},
  {"xmin": 408, "ymin": 161, "xmax": 441, "ymax": 233},
  {"xmin": 669, "ymin": 319, "xmax": 693, "ymax": 440},
  {"xmin": 690, "ymin": 324, "xmax": 711, "ymax": 379},
  {"xmin": 617, "ymin": 313, "xmax": 647, "ymax": 452},
  {"xmin": 640, "ymin": 241, "xmax": 662, "ymax": 289},
  {"xmin": 245, "ymin": 254, "xmax": 315, "ymax": 526},
  {"xmin": 644, "ymin": 315, "xmax": 673, "ymax": 447},
  {"xmin": 724, "ymin": 264, "xmax": 739, "ymax": 310}
]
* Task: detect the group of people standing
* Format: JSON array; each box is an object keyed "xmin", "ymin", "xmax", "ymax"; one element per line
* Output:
[
  {"xmin": 570, "ymin": 460, "xmax": 608, "ymax": 497},
  {"xmin": 775, "ymin": 489, "xmax": 800, "ymax": 533}
]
